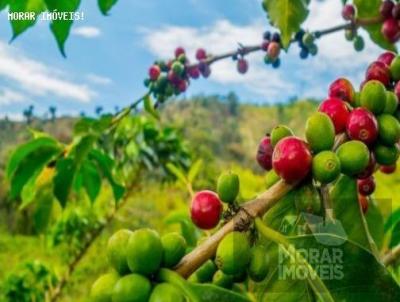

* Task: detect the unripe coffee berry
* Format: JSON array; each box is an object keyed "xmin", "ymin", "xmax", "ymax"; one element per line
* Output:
[
  {"xmin": 360, "ymin": 80, "xmax": 386, "ymax": 115},
  {"xmin": 270, "ymin": 125, "xmax": 293, "ymax": 147},
  {"xmin": 305, "ymin": 112, "xmax": 335, "ymax": 153},
  {"xmin": 312, "ymin": 151, "xmax": 341, "ymax": 184},
  {"xmin": 357, "ymin": 152, "xmax": 376, "ymax": 179},
  {"xmin": 377, "ymin": 114, "xmax": 400, "ymax": 145},
  {"xmin": 336, "ymin": 141, "xmax": 370, "ymax": 175},
  {"xmin": 217, "ymin": 172, "xmax": 240, "ymax": 204},
  {"xmin": 190, "ymin": 191, "xmax": 222, "ymax": 229}
]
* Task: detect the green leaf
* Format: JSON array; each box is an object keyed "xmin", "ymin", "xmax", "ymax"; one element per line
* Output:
[
  {"xmin": 143, "ymin": 95, "xmax": 160, "ymax": 120},
  {"xmin": 166, "ymin": 163, "xmax": 187, "ymax": 185},
  {"xmin": 9, "ymin": 0, "xmax": 46, "ymax": 40},
  {"xmin": 365, "ymin": 198, "xmax": 384, "ymax": 250},
  {"xmin": 98, "ymin": 0, "xmax": 118, "ymax": 15},
  {"xmin": 164, "ymin": 211, "xmax": 200, "ymax": 246},
  {"xmin": 384, "ymin": 208, "xmax": 400, "ymax": 233},
  {"xmin": 19, "ymin": 173, "xmax": 39, "ymax": 210},
  {"xmin": 70, "ymin": 134, "xmax": 97, "ymax": 165},
  {"xmin": 389, "ymin": 220, "xmax": 400, "ymax": 248},
  {"xmin": 9, "ymin": 144, "xmax": 60, "ymax": 199},
  {"xmin": 262, "ymin": 0, "xmax": 309, "ymax": 48},
  {"xmin": 354, "ymin": 0, "xmax": 397, "ymax": 51},
  {"xmin": 81, "ymin": 160, "xmax": 101, "ymax": 203},
  {"xmin": 0, "ymin": 0, "xmax": 8, "ymax": 10},
  {"xmin": 6, "ymin": 137, "xmax": 59, "ymax": 179},
  {"xmin": 33, "ymin": 188, "xmax": 53, "ymax": 233},
  {"xmin": 44, "ymin": 0, "xmax": 81, "ymax": 57},
  {"xmin": 53, "ymin": 158, "xmax": 76, "ymax": 207},
  {"xmin": 188, "ymin": 159, "xmax": 203, "ymax": 183}
]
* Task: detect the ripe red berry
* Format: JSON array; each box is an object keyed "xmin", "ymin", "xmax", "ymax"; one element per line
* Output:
[
  {"xmin": 380, "ymin": 164, "xmax": 397, "ymax": 174},
  {"xmin": 272, "ymin": 137, "xmax": 312, "ymax": 184},
  {"xmin": 393, "ymin": 3, "xmax": 400, "ymax": 19},
  {"xmin": 256, "ymin": 135, "xmax": 274, "ymax": 170},
  {"xmin": 237, "ymin": 59, "xmax": 249, "ymax": 74},
  {"xmin": 196, "ymin": 48, "xmax": 207, "ymax": 60},
  {"xmin": 190, "ymin": 191, "xmax": 222, "ymax": 229},
  {"xmin": 188, "ymin": 66, "xmax": 200, "ymax": 79},
  {"xmin": 380, "ymin": 0, "xmax": 395, "ymax": 19},
  {"xmin": 175, "ymin": 47, "xmax": 185, "ymax": 58},
  {"xmin": 328, "ymin": 78, "xmax": 355, "ymax": 103},
  {"xmin": 357, "ymin": 176, "xmax": 376, "ymax": 196},
  {"xmin": 381, "ymin": 18, "xmax": 400, "ymax": 43},
  {"xmin": 365, "ymin": 61, "xmax": 391, "ymax": 86},
  {"xmin": 357, "ymin": 152, "xmax": 377, "ymax": 179},
  {"xmin": 358, "ymin": 195, "xmax": 369, "ymax": 214},
  {"xmin": 318, "ymin": 98, "xmax": 350, "ymax": 134},
  {"xmin": 346, "ymin": 108, "xmax": 379, "ymax": 145},
  {"xmin": 178, "ymin": 80, "xmax": 187, "ymax": 92},
  {"xmin": 149, "ymin": 65, "xmax": 161, "ymax": 81},
  {"xmin": 267, "ymin": 42, "xmax": 280, "ymax": 60},
  {"xmin": 167, "ymin": 70, "xmax": 180, "ymax": 85},
  {"xmin": 377, "ymin": 51, "xmax": 396, "ymax": 66},
  {"xmin": 342, "ymin": 4, "xmax": 356, "ymax": 20}
]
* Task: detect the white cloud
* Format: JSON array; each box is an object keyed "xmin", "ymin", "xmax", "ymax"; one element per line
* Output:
[
  {"xmin": 86, "ymin": 73, "xmax": 112, "ymax": 85},
  {"xmin": 0, "ymin": 88, "xmax": 27, "ymax": 106},
  {"xmin": 72, "ymin": 26, "xmax": 102, "ymax": 38},
  {"xmin": 0, "ymin": 42, "xmax": 96, "ymax": 103}
]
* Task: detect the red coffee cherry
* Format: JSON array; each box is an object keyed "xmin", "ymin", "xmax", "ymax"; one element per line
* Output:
[
  {"xmin": 377, "ymin": 51, "xmax": 396, "ymax": 66},
  {"xmin": 272, "ymin": 137, "xmax": 312, "ymax": 184},
  {"xmin": 365, "ymin": 61, "xmax": 391, "ymax": 86},
  {"xmin": 237, "ymin": 59, "xmax": 249, "ymax": 74},
  {"xmin": 358, "ymin": 194, "xmax": 369, "ymax": 214},
  {"xmin": 190, "ymin": 191, "xmax": 222, "ymax": 230},
  {"xmin": 328, "ymin": 78, "xmax": 355, "ymax": 104},
  {"xmin": 318, "ymin": 98, "xmax": 350, "ymax": 134},
  {"xmin": 175, "ymin": 47, "xmax": 185, "ymax": 58},
  {"xmin": 357, "ymin": 176, "xmax": 376, "ymax": 196},
  {"xmin": 188, "ymin": 66, "xmax": 200, "ymax": 79},
  {"xmin": 380, "ymin": 164, "xmax": 397, "ymax": 174},
  {"xmin": 357, "ymin": 152, "xmax": 377, "ymax": 179},
  {"xmin": 256, "ymin": 135, "xmax": 274, "ymax": 171},
  {"xmin": 346, "ymin": 108, "xmax": 379, "ymax": 145},
  {"xmin": 196, "ymin": 48, "xmax": 207, "ymax": 60},
  {"xmin": 380, "ymin": 0, "xmax": 395, "ymax": 19},
  {"xmin": 267, "ymin": 42, "xmax": 280, "ymax": 60},
  {"xmin": 381, "ymin": 18, "xmax": 400, "ymax": 43},
  {"xmin": 342, "ymin": 4, "xmax": 356, "ymax": 20},
  {"xmin": 149, "ymin": 65, "xmax": 161, "ymax": 81}
]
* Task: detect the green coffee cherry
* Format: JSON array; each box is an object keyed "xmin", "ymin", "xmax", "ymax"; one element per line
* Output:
[
  {"xmin": 302, "ymin": 32, "xmax": 314, "ymax": 47},
  {"xmin": 107, "ymin": 229, "xmax": 132, "ymax": 275},
  {"xmin": 271, "ymin": 125, "xmax": 294, "ymax": 147},
  {"xmin": 161, "ymin": 233, "xmax": 186, "ymax": 268},
  {"xmin": 305, "ymin": 112, "xmax": 335, "ymax": 153},
  {"xmin": 172, "ymin": 61, "xmax": 184, "ymax": 76},
  {"xmin": 149, "ymin": 283, "xmax": 184, "ymax": 302},
  {"xmin": 265, "ymin": 169, "xmax": 280, "ymax": 189},
  {"xmin": 248, "ymin": 245, "xmax": 269, "ymax": 282},
  {"xmin": 216, "ymin": 232, "xmax": 251, "ymax": 275},
  {"xmin": 192, "ymin": 260, "xmax": 217, "ymax": 283},
  {"xmin": 354, "ymin": 91, "xmax": 361, "ymax": 107},
  {"xmin": 336, "ymin": 141, "xmax": 370, "ymax": 175},
  {"xmin": 91, "ymin": 273, "xmax": 119, "ymax": 302},
  {"xmin": 384, "ymin": 91, "xmax": 398, "ymax": 115},
  {"xmin": 390, "ymin": 55, "xmax": 400, "ymax": 81},
  {"xmin": 126, "ymin": 229, "xmax": 163, "ymax": 276},
  {"xmin": 312, "ymin": 151, "xmax": 341, "ymax": 184},
  {"xmin": 360, "ymin": 80, "xmax": 386, "ymax": 115},
  {"xmin": 377, "ymin": 114, "xmax": 400, "ymax": 146},
  {"xmin": 112, "ymin": 274, "xmax": 151, "ymax": 302},
  {"xmin": 353, "ymin": 35, "xmax": 364, "ymax": 52},
  {"xmin": 212, "ymin": 270, "xmax": 234, "ymax": 288},
  {"xmin": 217, "ymin": 172, "xmax": 240, "ymax": 204},
  {"xmin": 373, "ymin": 143, "xmax": 400, "ymax": 165}
]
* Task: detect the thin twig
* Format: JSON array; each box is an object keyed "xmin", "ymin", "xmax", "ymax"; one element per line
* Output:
[{"xmin": 382, "ymin": 244, "xmax": 400, "ymax": 266}]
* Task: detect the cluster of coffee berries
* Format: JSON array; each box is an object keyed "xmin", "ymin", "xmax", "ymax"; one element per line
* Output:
[
  {"xmin": 91, "ymin": 228, "xmax": 187, "ymax": 302},
  {"xmin": 340, "ymin": 4, "xmax": 365, "ymax": 52},
  {"xmin": 261, "ymin": 31, "xmax": 281, "ymax": 68},
  {"xmin": 295, "ymin": 30, "xmax": 318, "ymax": 59},
  {"xmin": 380, "ymin": 0, "xmax": 400, "ymax": 43},
  {"xmin": 189, "ymin": 231, "xmax": 269, "ymax": 288},
  {"xmin": 144, "ymin": 47, "xmax": 211, "ymax": 103},
  {"xmin": 256, "ymin": 52, "xmax": 400, "ymax": 214}
]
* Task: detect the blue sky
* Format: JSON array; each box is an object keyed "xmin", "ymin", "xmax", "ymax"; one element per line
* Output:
[{"xmin": 0, "ymin": 0, "xmax": 387, "ymax": 120}]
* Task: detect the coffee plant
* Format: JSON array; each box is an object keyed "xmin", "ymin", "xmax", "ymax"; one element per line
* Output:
[{"xmin": 4, "ymin": 0, "xmax": 400, "ymax": 301}]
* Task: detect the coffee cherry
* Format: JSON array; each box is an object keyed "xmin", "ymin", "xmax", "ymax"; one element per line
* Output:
[
  {"xmin": 390, "ymin": 56, "xmax": 400, "ymax": 81},
  {"xmin": 190, "ymin": 190, "xmax": 222, "ymax": 229},
  {"xmin": 318, "ymin": 98, "xmax": 350, "ymax": 133},
  {"xmin": 215, "ymin": 231, "xmax": 251, "ymax": 275},
  {"xmin": 377, "ymin": 51, "xmax": 396, "ymax": 66},
  {"xmin": 384, "ymin": 91, "xmax": 399, "ymax": 114},
  {"xmin": 302, "ymin": 32, "xmax": 314, "ymax": 47},
  {"xmin": 265, "ymin": 169, "xmax": 280, "ymax": 189},
  {"xmin": 299, "ymin": 47, "xmax": 309, "ymax": 59},
  {"xmin": 380, "ymin": 163, "xmax": 397, "ymax": 174},
  {"xmin": 175, "ymin": 47, "xmax": 185, "ymax": 58},
  {"xmin": 149, "ymin": 283, "xmax": 184, "ymax": 302},
  {"xmin": 177, "ymin": 80, "xmax": 187, "ymax": 92},
  {"xmin": 328, "ymin": 78, "xmax": 355, "ymax": 104},
  {"xmin": 237, "ymin": 58, "xmax": 249, "ymax": 74},
  {"xmin": 357, "ymin": 152, "xmax": 376, "ymax": 179},
  {"xmin": 267, "ymin": 42, "xmax": 280, "ymax": 61},
  {"xmin": 172, "ymin": 61, "xmax": 184, "ymax": 76},
  {"xmin": 312, "ymin": 151, "xmax": 341, "ymax": 184},
  {"xmin": 353, "ymin": 36, "xmax": 364, "ymax": 52},
  {"xmin": 358, "ymin": 195, "xmax": 369, "ymax": 214},
  {"xmin": 212, "ymin": 271, "xmax": 233, "ymax": 289},
  {"xmin": 272, "ymin": 137, "xmax": 312, "ymax": 184},
  {"xmin": 358, "ymin": 176, "xmax": 376, "ymax": 196},
  {"xmin": 198, "ymin": 62, "xmax": 211, "ymax": 78},
  {"xmin": 270, "ymin": 125, "xmax": 294, "ymax": 147},
  {"xmin": 107, "ymin": 229, "xmax": 132, "ymax": 275},
  {"xmin": 381, "ymin": 1, "xmax": 395, "ymax": 18},
  {"xmin": 342, "ymin": 4, "xmax": 356, "ymax": 20},
  {"xmin": 256, "ymin": 135, "xmax": 274, "ymax": 170},
  {"xmin": 248, "ymin": 245, "xmax": 268, "ymax": 282},
  {"xmin": 217, "ymin": 172, "xmax": 239, "ymax": 204},
  {"xmin": 149, "ymin": 65, "xmax": 161, "ymax": 81},
  {"xmin": 112, "ymin": 274, "xmax": 151, "ymax": 302},
  {"xmin": 161, "ymin": 233, "xmax": 186, "ymax": 268},
  {"xmin": 305, "ymin": 112, "xmax": 335, "ymax": 152},
  {"xmin": 272, "ymin": 58, "xmax": 281, "ymax": 69},
  {"xmin": 126, "ymin": 229, "xmax": 163, "ymax": 276},
  {"xmin": 393, "ymin": 3, "xmax": 400, "ymax": 19},
  {"xmin": 377, "ymin": 114, "xmax": 400, "ymax": 145},
  {"xmin": 91, "ymin": 273, "xmax": 119, "ymax": 302},
  {"xmin": 382, "ymin": 18, "xmax": 400, "ymax": 43},
  {"xmin": 336, "ymin": 141, "xmax": 370, "ymax": 175},
  {"xmin": 272, "ymin": 32, "xmax": 281, "ymax": 43},
  {"xmin": 360, "ymin": 80, "xmax": 386, "ymax": 115},
  {"xmin": 188, "ymin": 66, "xmax": 200, "ymax": 79},
  {"xmin": 366, "ymin": 61, "xmax": 391, "ymax": 87},
  {"xmin": 373, "ymin": 143, "xmax": 400, "ymax": 165},
  {"xmin": 196, "ymin": 48, "xmax": 207, "ymax": 60},
  {"xmin": 346, "ymin": 108, "xmax": 378, "ymax": 145},
  {"xmin": 263, "ymin": 31, "xmax": 271, "ymax": 40},
  {"xmin": 192, "ymin": 260, "xmax": 217, "ymax": 283},
  {"xmin": 345, "ymin": 28, "xmax": 356, "ymax": 41},
  {"xmin": 308, "ymin": 44, "xmax": 318, "ymax": 56}
]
